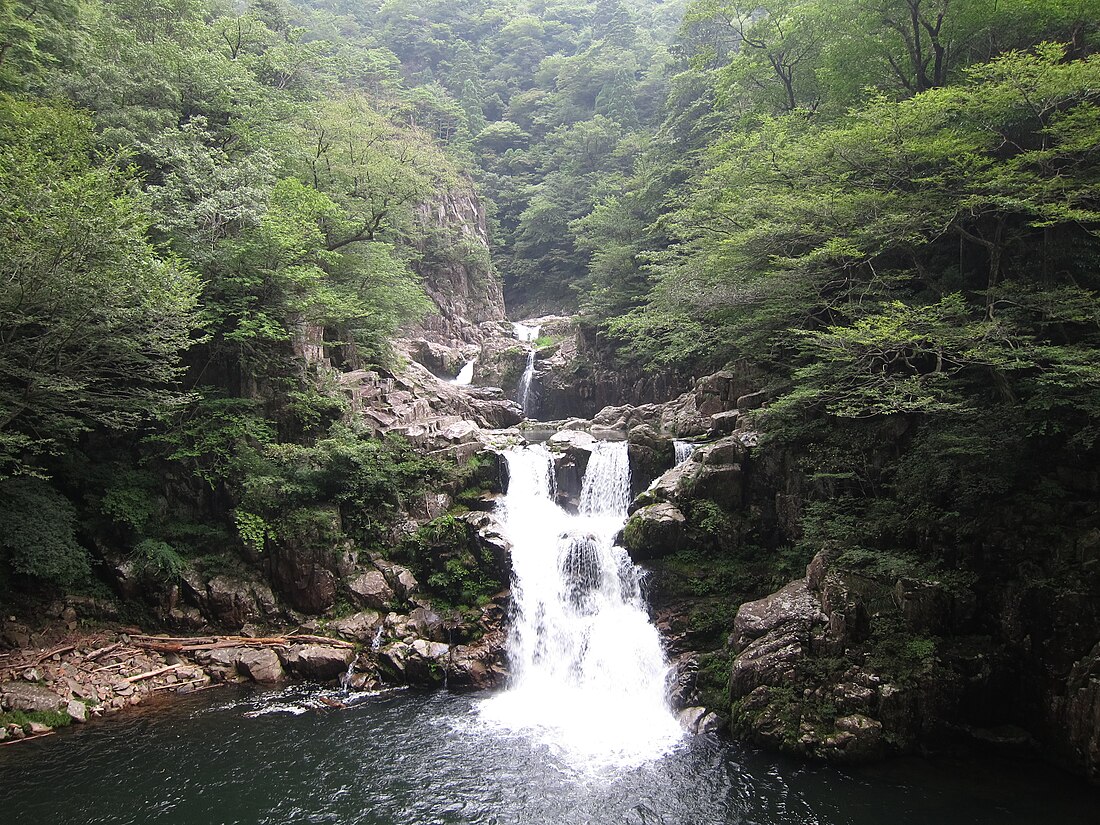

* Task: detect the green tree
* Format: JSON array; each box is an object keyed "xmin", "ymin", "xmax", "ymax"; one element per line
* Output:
[{"xmin": 0, "ymin": 96, "xmax": 200, "ymax": 477}]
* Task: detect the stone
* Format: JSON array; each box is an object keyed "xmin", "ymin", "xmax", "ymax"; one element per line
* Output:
[
  {"xmin": 236, "ymin": 648, "xmax": 286, "ymax": 683},
  {"xmin": 733, "ymin": 579, "xmax": 820, "ymax": 651},
  {"xmin": 329, "ymin": 611, "xmax": 384, "ymax": 645},
  {"xmin": 457, "ymin": 511, "xmax": 513, "ymax": 583},
  {"xmin": 285, "ymin": 644, "xmax": 353, "ymax": 681},
  {"xmin": 446, "ymin": 629, "xmax": 507, "ymax": 690},
  {"xmin": 710, "ymin": 407, "xmax": 739, "ymax": 428},
  {"xmin": 828, "ymin": 714, "xmax": 884, "ymax": 762},
  {"xmin": 622, "ymin": 502, "xmax": 688, "ymax": 561},
  {"xmin": 66, "ymin": 699, "xmax": 88, "ymax": 723},
  {"xmin": 677, "ymin": 706, "xmax": 723, "ymax": 735},
  {"xmin": 735, "ymin": 390, "xmax": 768, "ymax": 410},
  {"xmin": 378, "ymin": 642, "xmax": 411, "ymax": 682},
  {"xmin": 26, "ymin": 721, "xmax": 52, "ymax": 735},
  {"xmin": 1, "ymin": 681, "xmax": 64, "ymax": 713},
  {"xmin": 627, "ymin": 425, "xmax": 675, "ymax": 496},
  {"xmin": 347, "ymin": 569, "xmax": 396, "ymax": 610}
]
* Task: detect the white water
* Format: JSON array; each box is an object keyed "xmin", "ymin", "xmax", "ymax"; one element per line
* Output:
[
  {"xmin": 450, "ymin": 359, "xmax": 476, "ymax": 386},
  {"xmin": 674, "ymin": 440, "xmax": 696, "ymax": 465},
  {"xmin": 517, "ymin": 350, "xmax": 537, "ymax": 417},
  {"xmin": 513, "ymin": 322, "xmax": 541, "ymax": 417},
  {"xmin": 512, "ymin": 321, "xmax": 541, "ymax": 343},
  {"xmin": 480, "ymin": 440, "xmax": 683, "ymax": 769}
]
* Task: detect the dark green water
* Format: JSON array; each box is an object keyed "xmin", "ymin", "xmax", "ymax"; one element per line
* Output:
[{"xmin": 1, "ymin": 685, "xmax": 1095, "ymax": 824}]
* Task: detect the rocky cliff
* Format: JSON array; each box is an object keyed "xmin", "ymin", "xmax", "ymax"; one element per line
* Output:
[
  {"xmin": 612, "ymin": 377, "xmax": 1100, "ymax": 784},
  {"xmin": 405, "ymin": 181, "xmax": 506, "ymax": 347}
]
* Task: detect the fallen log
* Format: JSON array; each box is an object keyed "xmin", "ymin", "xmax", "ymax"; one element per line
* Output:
[{"xmin": 126, "ymin": 663, "xmax": 185, "ymax": 683}]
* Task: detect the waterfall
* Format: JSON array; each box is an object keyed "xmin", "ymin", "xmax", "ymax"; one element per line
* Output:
[
  {"xmin": 513, "ymin": 322, "xmax": 541, "ymax": 418},
  {"xmin": 480, "ymin": 440, "xmax": 683, "ymax": 768},
  {"xmin": 674, "ymin": 440, "xmax": 696, "ymax": 465},
  {"xmin": 517, "ymin": 350, "xmax": 537, "ymax": 417},
  {"xmin": 512, "ymin": 321, "xmax": 540, "ymax": 343},
  {"xmin": 450, "ymin": 359, "xmax": 476, "ymax": 386}
]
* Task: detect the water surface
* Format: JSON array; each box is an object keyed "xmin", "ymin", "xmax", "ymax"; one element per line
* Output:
[{"xmin": 1, "ymin": 686, "xmax": 1095, "ymax": 825}]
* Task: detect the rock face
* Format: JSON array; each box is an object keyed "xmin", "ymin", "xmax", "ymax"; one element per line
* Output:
[
  {"xmin": 529, "ymin": 319, "xmax": 691, "ymax": 421},
  {"xmin": 267, "ymin": 506, "xmax": 357, "ymax": 615},
  {"xmin": 727, "ymin": 554, "xmax": 891, "ymax": 764},
  {"xmin": 406, "ymin": 182, "xmax": 506, "ymax": 346},
  {"xmin": 621, "ymin": 435, "xmax": 748, "ymax": 562}
]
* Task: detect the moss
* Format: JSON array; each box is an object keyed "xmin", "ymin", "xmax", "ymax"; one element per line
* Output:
[
  {"xmin": 0, "ymin": 709, "xmax": 72, "ymax": 730},
  {"xmin": 696, "ymin": 650, "xmax": 732, "ymax": 711}
]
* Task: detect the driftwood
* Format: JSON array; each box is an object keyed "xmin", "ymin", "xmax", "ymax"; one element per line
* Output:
[
  {"xmin": 152, "ymin": 677, "xmax": 207, "ymax": 692},
  {"xmin": 132, "ymin": 633, "xmax": 354, "ymax": 654},
  {"xmin": 85, "ymin": 641, "xmax": 123, "ymax": 662},
  {"xmin": 33, "ymin": 645, "xmax": 75, "ymax": 666},
  {"xmin": 0, "ymin": 731, "xmax": 55, "ymax": 746},
  {"xmin": 126, "ymin": 663, "xmax": 185, "ymax": 683}
]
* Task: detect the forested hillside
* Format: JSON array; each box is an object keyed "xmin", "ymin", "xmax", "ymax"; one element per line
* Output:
[{"xmin": 2, "ymin": 0, "xmax": 1100, "ymax": 783}]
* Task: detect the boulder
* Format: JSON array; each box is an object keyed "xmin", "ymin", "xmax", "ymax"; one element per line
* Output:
[
  {"xmin": 378, "ymin": 642, "xmax": 411, "ymax": 682},
  {"xmin": 732, "ymin": 578, "xmax": 821, "ymax": 651},
  {"xmin": 329, "ymin": 611, "xmax": 384, "ymax": 645},
  {"xmin": 622, "ymin": 502, "xmax": 688, "ymax": 562},
  {"xmin": 347, "ymin": 570, "xmax": 395, "ymax": 610},
  {"xmin": 446, "ymin": 629, "xmax": 507, "ymax": 690},
  {"xmin": 202, "ymin": 576, "xmax": 280, "ymax": 629},
  {"xmin": 627, "ymin": 425, "xmax": 675, "ymax": 496},
  {"xmin": 66, "ymin": 699, "xmax": 88, "ymax": 723},
  {"xmin": 236, "ymin": 648, "xmax": 286, "ymax": 684},
  {"xmin": 1, "ymin": 682, "xmax": 64, "ymax": 713},
  {"xmin": 824, "ymin": 714, "xmax": 885, "ymax": 762},
  {"xmin": 404, "ymin": 639, "xmax": 450, "ymax": 686},
  {"xmin": 284, "ymin": 645, "xmax": 353, "ymax": 681},
  {"xmin": 677, "ymin": 706, "xmax": 723, "ymax": 735}
]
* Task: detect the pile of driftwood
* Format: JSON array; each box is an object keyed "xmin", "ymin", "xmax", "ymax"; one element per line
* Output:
[{"xmin": 130, "ymin": 633, "xmax": 355, "ymax": 653}]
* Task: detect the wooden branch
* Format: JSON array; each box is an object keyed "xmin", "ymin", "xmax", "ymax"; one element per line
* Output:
[
  {"xmin": 152, "ymin": 677, "xmax": 207, "ymax": 692},
  {"xmin": 85, "ymin": 642, "xmax": 123, "ymax": 661},
  {"xmin": 0, "ymin": 731, "xmax": 55, "ymax": 746},
  {"xmin": 33, "ymin": 645, "xmax": 75, "ymax": 665},
  {"xmin": 126, "ymin": 664, "xmax": 185, "ymax": 683}
]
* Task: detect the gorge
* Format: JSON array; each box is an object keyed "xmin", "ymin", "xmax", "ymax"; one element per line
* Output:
[{"xmin": 1, "ymin": 0, "xmax": 1100, "ymax": 821}]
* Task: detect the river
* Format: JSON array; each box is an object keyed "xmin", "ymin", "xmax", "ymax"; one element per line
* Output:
[{"xmin": 1, "ymin": 685, "xmax": 1095, "ymax": 824}]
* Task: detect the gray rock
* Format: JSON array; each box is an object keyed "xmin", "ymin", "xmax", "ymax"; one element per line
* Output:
[
  {"xmin": 732, "ymin": 579, "xmax": 821, "ymax": 651},
  {"xmin": 1, "ymin": 681, "xmax": 64, "ymax": 713},
  {"xmin": 329, "ymin": 611, "xmax": 384, "ymax": 644},
  {"xmin": 66, "ymin": 699, "xmax": 88, "ymax": 723},
  {"xmin": 622, "ymin": 502, "xmax": 688, "ymax": 561},
  {"xmin": 285, "ymin": 644, "xmax": 353, "ymax": 681},
  {"xmin": 237, "ymin": 648, "xmax": 286, "ymax": 683},
  {"xmin": 347, "ymin": 570, "xmax": 395, "ymax": 610},
  {"xmin": 446, "ymin": 629, "xmax": 507, "ymax": 690},
  {"xmin": 677, "ymin": 706, "xmax": 723, "ymax": 735}
]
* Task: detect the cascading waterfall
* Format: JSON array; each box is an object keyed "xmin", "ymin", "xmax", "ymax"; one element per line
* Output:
[
  {"xmin": 513, "ymin": 322, "xmax": 541, "ymax": 417},
  {"xmin": 450, "ymin": 359, "xmax": 476, "ymax": 386},
  {"xmin": 674, "ymin": 440, "xmax": 696, "ymax": 465},
  {"xmin": 480, "ymin": 440, "xmax": 683, "ymax": 768},
  {"xmin": 517, "ymin": 349, "xmax": 537, "ymax": 416}
]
